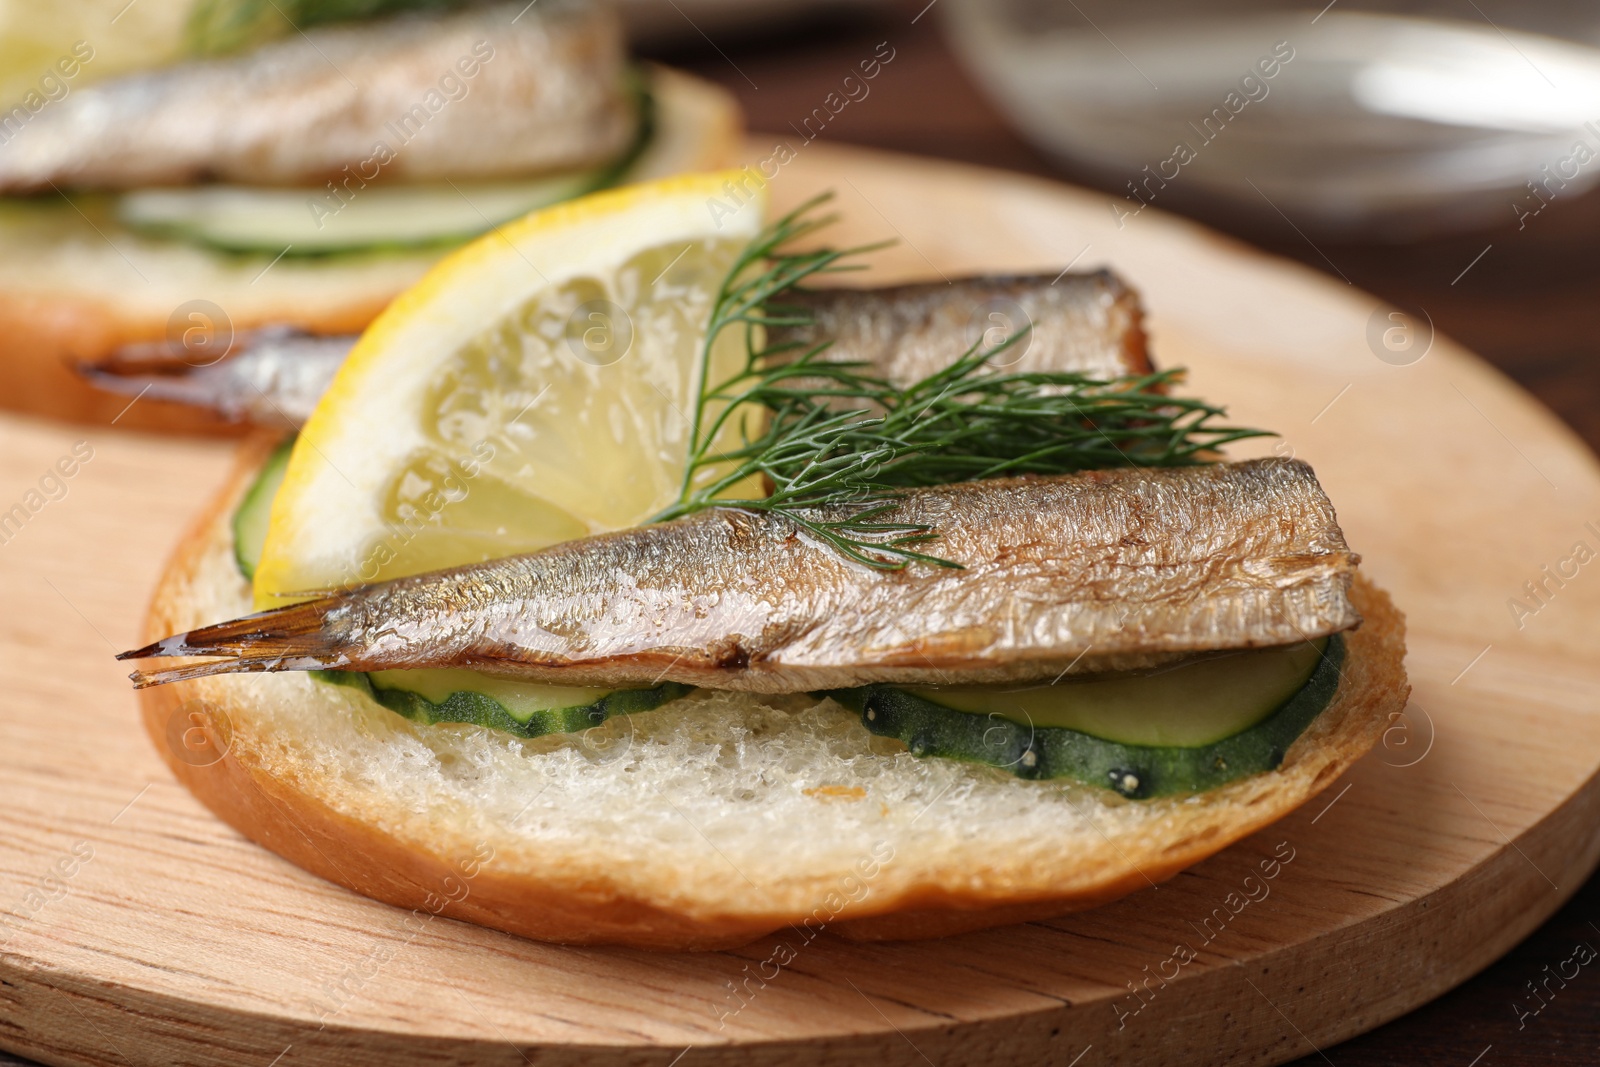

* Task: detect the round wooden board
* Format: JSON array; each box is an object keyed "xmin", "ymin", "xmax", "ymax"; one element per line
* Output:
[{"xmin": 2, "ymin": 143, "xmax": 1599, "ymax": 1067}]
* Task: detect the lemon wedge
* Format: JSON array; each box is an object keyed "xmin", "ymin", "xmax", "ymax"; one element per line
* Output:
[{"xmin": 254, "ymin": 171, "xmax": 766, "ymax": 609}]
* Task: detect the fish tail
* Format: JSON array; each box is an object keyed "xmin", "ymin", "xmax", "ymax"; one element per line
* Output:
[
  {"xmin": 76, "ymin": 358, "xmax": 158, "ymax": 395},
  {"xmin": 77, "ymin": 354, "xmax": 227, "ymax": 414},
  {"xmin": 118, "ymin": 599, "xmax": 349, "ymax": 689}
]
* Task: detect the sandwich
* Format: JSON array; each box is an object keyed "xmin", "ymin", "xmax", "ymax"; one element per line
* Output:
[
  {"xmin": 0, "ymin": 0, "xmax": 741, "ymax": 431},
  {"xmin": 119, "ymin": 172, "xmax": 1408, "ymax": 949}
]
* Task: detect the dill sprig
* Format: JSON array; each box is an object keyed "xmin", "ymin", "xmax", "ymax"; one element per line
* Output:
[{"xmin": 650, "ymin": 195, "xmax": 1271, "ymax": 569}]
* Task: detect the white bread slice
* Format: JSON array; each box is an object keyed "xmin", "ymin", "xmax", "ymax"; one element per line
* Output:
[
  {"xmin": 136, "ymin": 438, "xmax": 1411, "ymax": 949},
  {"xmin": 0, "ymin": 64, "xmax": 741, "ymax": 433}
]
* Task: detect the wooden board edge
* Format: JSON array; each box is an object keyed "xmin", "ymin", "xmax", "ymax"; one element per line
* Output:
[{"xmin": 3, "ymin": 763, "xmax": 1595, "ymax": 1067}]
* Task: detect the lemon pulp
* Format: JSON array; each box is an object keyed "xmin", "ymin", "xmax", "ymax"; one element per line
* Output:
[
  {"xmin": 255, "ymin": 172, "xmax": 767, "ymax": 605},
  {"xmin": 363, "ymin": 236, "xmax": 751, "ymax": 581}
]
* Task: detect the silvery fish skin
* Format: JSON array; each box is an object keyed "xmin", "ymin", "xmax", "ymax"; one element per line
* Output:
[
  {"xmin": 82, "ymin": 327, "xmax": 352, "ymax": 427},
  {"xmin": 770, "ymin": 270, "xmax": 1151, "ymax": 385},
  {"xmin": 122, "ymin": 459, "xmax": 1361, "ymax": 693},
  {"xmin": 0, "ymin": 2, "xmax": 631, "ymax": 192},
  {"xmin": 82, "ymin": 272, "xmax": 1151, "ymax": 427}
]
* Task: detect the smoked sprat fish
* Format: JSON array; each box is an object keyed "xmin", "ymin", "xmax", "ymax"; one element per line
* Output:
[
  {"xmin": 83, "ymin": 271, "xmax": 1152, "ymax": 428},
  {"xmin": 122, "ymin": 459, "xmax": 1360, "ymax": 693},
  {"xmin": 82, "ymin": 328, "xmax": 351, "ymax": 427},
  {"xmin": 770, "ymin": 270, "xmax": 1150, "ymax": 385},
  {"xmin": 0, "ymin": 2, "xmax": 632, "ymax": 192}
]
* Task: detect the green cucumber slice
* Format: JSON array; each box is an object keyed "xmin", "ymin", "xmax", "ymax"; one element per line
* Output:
[
  {"xmin": 232, "ymin": 436, "xmax": 294, "ymax": 579},
  {"xmin": 832, "ymin": 636, "xmax": 1345, "ymax": 798},
  {"xmin": 117, "ymin": 171, "xmax": 603, "ymax": 255},
  {"xmin": 367, "ymin": 669, "xmax": 621, "ymax": 723},
  {"xmin": 907, "ymin": 641, "xmax": 1325, "ymax": 748},
  {"xmin": 231, "ymin": 437, "xmax": 685, "ymax": 736},
  {"xmin": 316, "ymin": 670, "xmax": 692, "ymax": 740}
]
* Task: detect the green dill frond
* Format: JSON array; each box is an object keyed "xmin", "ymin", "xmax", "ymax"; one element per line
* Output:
[{"xmin": 652, "ymin": 195, "xmax": 1272, "ymax": 569}]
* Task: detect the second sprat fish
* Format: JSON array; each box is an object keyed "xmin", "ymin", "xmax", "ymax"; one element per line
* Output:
[
  {"xmin": 0, "ymin": 2, "xmax": 634, "ymax": 192},
  {"xmin": 83, "ymin": 270, "xmax": 1152, "ymax": 427}
]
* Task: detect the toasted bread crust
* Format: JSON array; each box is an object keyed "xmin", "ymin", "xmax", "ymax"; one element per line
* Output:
[
  {"xmin": 136, "ymin": 440, "xmax": 1408, "ymax": 950},
  {"xmin": 0, "ymin": 66, "xmax": 742, "ymax": 434}
]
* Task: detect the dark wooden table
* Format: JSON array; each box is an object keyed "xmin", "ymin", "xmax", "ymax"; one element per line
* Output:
[{"xmin": 636, "ymin": 2, "xmax": 1600, "ymax": 1064}]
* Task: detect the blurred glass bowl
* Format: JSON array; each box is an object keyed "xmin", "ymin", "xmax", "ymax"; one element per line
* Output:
[
  {"xmin": 943, "ymin": 0, "xmax": 1600, "ymax": 237},
  {"xmin": 620, "ymin": 0, "xmax": 887, "ymax": 48}
]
